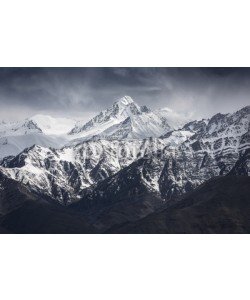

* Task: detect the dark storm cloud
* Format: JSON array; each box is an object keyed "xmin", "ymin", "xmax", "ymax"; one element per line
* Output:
[{"xmin": 0, "ymin": 67, "xmax": 249, "ymax": 121}]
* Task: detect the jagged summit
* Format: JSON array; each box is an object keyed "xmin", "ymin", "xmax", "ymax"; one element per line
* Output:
[
  {"xmin": 115, "ymin": 95, "xmax": 134, "ymax": 106},
  {"xmin": 0, "ymin": 95, "xmax": 190, "ymax": 158},
  {"xmin": 114, "ymin": 96, "xmax": 150, "ymax": 115},
  {"xmin": 0, "ymin": 103, "xmax": 249, "ymax": 225},
  {"xmin": 68, "ymin": 96, "xmax": 177, "ymax": 141},
  {"xmin": 109, "ymin": 96, "xmax": 144, "ymax": 118}
]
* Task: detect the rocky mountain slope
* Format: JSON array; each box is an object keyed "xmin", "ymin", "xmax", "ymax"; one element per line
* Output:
[
  {"xmin": 0, "ymin": 101, "xmax": 249, "ymax": 233},
  {"xmin": 68, "ymin": 96, "xmax": 187, "ymax": 142},
  {"xmin": 0, "ymin": 172, "xmax": 90, "ymax": 233},
  {"xmin": 0, "ymin": 138, "xmax": 166, "ymax": 204},
  {"xmin": 158, "ymin": 105, "xmax": 250, "ymax": 199},
  {"xmin": 0, "ymin": 105, "xmax": 249, "ymax": 207},
  {"xmin": 107, "ymin": 176, "xmax": 250, "ymax": 234}
]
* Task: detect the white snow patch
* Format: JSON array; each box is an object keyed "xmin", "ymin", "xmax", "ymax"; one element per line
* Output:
[{"xmin": 30, "ymin": 115, "xmax": 76, "ymax": 135}]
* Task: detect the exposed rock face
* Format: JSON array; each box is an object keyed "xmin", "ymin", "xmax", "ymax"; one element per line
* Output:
[
  {"xmin": 228, "ymin": 149, "xmax": 250, "ymax": 176},
  {"xmin": 0, "ymin": 104, "xmax": 249, "ymax": 232},
  {"xmin": 0, "ymin": 103, "xmax": 249, "ymax": 233}
]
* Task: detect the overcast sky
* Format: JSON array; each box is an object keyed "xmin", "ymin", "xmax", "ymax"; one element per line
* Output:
[{"xmin": 0, "ymin": 67, "xmax": 250, "ymax": 122}]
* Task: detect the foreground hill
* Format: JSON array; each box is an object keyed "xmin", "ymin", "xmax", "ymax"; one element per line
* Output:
[
  {"xmin": 107, "ymin": 176, "xmax": 250, "ymax": 234},
  {"xmin": 0, "ymin": 173, "xmax": 90, "ymax": 233},
  {"xmin": 1, "ymin": 174, "xmax": 250, "ymax": 233}
]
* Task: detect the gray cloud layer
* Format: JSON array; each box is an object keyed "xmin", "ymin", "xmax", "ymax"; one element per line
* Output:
[{"xmin": 0, "ymin": 68, "xmax": 250, "ymax": 121}]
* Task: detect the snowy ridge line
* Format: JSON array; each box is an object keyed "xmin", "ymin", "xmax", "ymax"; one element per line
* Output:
[
  {"xmin": 68, "ymin": 96, "xmax": 188, "ymax": 141},
  {"xmin": 0, "ymin": 101, "xmax": 249, "ymax": 205},
  {"xmin": 0, "ymin": 96, "xmax": 190, "ymax": 158}
]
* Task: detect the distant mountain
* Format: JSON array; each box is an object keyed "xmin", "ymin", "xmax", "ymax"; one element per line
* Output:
[
  {"xmin": 0, "ymin": 134, "xmax": 68, "ymax": 159},
  {"xmin": 0, "ymin": 115, "xmax": 76, "ymax": 158},
  {"xmin": 0, "ymin": 96, "xmax": 188, "ymax": 157},
  {"xmin": 0, "ymin": 115, "xmax": 76, "ymax": 138},
  {"xmin": 1, "ymin": 105, "xmax": 249, "ymax": 209},
  {"xmin": 0, "ymin": 119, "xmax": 42, "ymax": 137},
  {"xmin": 68, "ymin": 96, "xmax": 187, "ymax": 142}
]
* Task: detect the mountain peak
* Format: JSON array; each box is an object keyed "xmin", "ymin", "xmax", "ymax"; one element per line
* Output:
[
  {"xmin": 68, "ymin": 96, "xmax": 188, "ymax": 140},
  {"xmin": 115, "ymin": 96, "xmax": 134, "ymax": 106},
  {"xmin": 112, "ymin": 96, "xmax": 142, "ymax": 118}
]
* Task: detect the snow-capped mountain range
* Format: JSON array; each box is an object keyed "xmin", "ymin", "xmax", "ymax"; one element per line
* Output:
[
  {"xmin": 68, "ymin": 95, "xmax": 187, "ymax": 142},
  {"xmin": 0, "ymin": 115, "xmax": 75, "ymax": 158},
  {"xmin": 0, "ymin": 96, "xmax": 250, "ymax": 230},
  {"xmin": 0, "ymin": 96, "xmax": 189, "ymax": 158}
]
